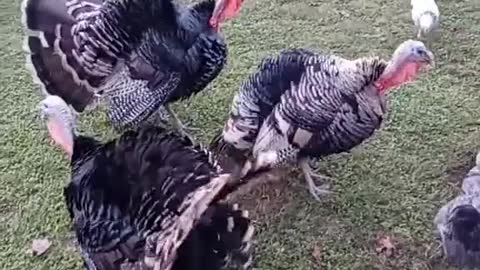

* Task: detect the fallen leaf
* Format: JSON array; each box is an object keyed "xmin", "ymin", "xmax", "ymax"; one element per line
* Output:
[
  {"xmin": 375, "ymin": 236, "xmax": 395, "ymax": 257},
  {"xmin": 312, "ymin": 244, "xmax": 322, "ymax": 266},
  {"xmin": 30, "ymin": 238, "xmax": 51, "ymax": 256}
]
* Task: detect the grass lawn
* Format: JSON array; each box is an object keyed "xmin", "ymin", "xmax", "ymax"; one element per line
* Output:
[{"xmin": 1, "ymin": 0, "xmax": 480, "ymax": 269}]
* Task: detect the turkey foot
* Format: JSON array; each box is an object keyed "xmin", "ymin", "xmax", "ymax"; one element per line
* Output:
[
  {"xmin": 299, "ymin": 160, "xmax": 334, "ymax": 201},
  {"xmin": 165, "ymin": 105, "xmax": 199, "ymax": 142}
]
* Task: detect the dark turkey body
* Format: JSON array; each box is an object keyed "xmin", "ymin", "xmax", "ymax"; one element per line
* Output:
[
  {"xmin": 23, "ymin": 0, "xmax": 228, "ymax": 129},
  {"xmin": 108, "ymin": 0, "xmax": 228, "ymax": 129},
  {"xmin": 64, "ymin": 128, "xmax": 248, "ymax": 270},
  {"xmin": 128, "ymin": 0, "xmax": 228, "ymax": 104}
]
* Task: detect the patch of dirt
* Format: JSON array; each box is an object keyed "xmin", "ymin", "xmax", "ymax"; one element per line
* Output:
[
  {"xmin": 214, "ymin": 148, "xmax": 295, "ymax": 222},
  {"xmin": 225, "ymin": 168, "xmax": 294, "ymax": 223},
  {"xmin": 444, "ymin": 150, "xmax": 476, "ymax": 185}
]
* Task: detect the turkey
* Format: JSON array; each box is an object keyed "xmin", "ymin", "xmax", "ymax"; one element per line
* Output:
[
  {"xmin": 39, "ymin": 95, "xmax": 254, "ymax": 270},
  {"xmin": 22, "ymin": 0, "xmax": 244, "ymax": 140},
  {"xmin": 411, "ymin": 0, "xmax": 440, "ymax": 39},
  {"xmin": 210, "ymin": 40, "xmax": 435, "ymax": 201},
  {"xmin": 434, "ymin": 151, "xmax": 480, "ymax": 268}
]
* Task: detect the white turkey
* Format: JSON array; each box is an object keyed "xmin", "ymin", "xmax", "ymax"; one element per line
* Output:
[
  {"xmin": 23, "ymin": 0, "xmax": 244, "ymax": 140},
  {"xmin": 39, "ymin": 95, "xmax": 254, "ymax": 270},
  {"xmin": 434, "ymin": 151, "xmax": 480, "ymax": 268},
  {"xmin": 211, "ymin": 40, "xmax": 435, "ymax": 201},
  {"xmin": 411, "ymin": 0, "xmax": 440, "ymax": 39}
]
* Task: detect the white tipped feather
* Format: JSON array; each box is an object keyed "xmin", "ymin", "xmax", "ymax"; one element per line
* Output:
[
  {"xmin": 411, "ymin": 0, "xmax": 439, "ymax": 38},
  {"xmin": 476, "ymin": 151, "xmax": 480, "ymax": 167},
  {"xmin": 20, "ymin": 0, "xmax": 51, "ymax": 100}
]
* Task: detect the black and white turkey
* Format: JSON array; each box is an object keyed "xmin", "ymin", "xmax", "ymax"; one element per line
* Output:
[
  {"xmin": 434, "ymin": 151, "xmax": 480, "ymax": 268},
  {"xmin": 23, "ymin": 0, "xmax": 244, "ymax": 140},
  {"xmin": 39, "ymin": 95, "xmax": 254, "ymax": 270},
  {"xmin": 211, "ymin": 40, "xmax": 434, "ymax": 201}
]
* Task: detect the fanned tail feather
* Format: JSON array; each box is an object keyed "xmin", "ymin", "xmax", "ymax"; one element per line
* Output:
[
  {"xmin": 21, "ymin": 0, "xmax": 103, "ymax": 111},
  {"xmin": 173, "ymin": 203, "xmax": 255, "ymax": 270},
  {"xmin": 203, "ymin": 203, "xmax": 255, "ymax": 269}
]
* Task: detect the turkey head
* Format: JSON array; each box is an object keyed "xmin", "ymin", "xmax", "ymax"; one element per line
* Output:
[
  {"xmin": 39, "ymin": 95, "xmax": 75, "ymax": 158},
  {"xmin": 375, "ymin": 40, "xmax": 435, "ymax": 93}
]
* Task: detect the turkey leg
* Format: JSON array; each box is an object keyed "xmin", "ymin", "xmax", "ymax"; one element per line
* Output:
[
  {"xmin": 298, "ymin": 159, "xmax": 334, "ymax": 201},
  {"xmin": 165, "ymin": 105, "xmax": 199, "ymax": 141}
]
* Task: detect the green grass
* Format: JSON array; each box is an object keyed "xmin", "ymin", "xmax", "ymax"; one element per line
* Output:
[{"xmin": 1, "ymin": 0, "xmax": 480, "ymax": 269}]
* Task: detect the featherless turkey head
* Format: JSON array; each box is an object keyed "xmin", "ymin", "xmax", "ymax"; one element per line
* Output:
[
  {"xmin": 450, "ymin": 204, "xmax": 480, "ymax": 251},
  {"xmin": 375, "ymin": 40, "xmax": 434, "ymax": 93},
  {"xmin": 39, "ymin": 95, "xmax": 75, "ymax": 158},
  {"xmin": 209, "ymin": 0, "xmax": 244, "ymax": 31}
]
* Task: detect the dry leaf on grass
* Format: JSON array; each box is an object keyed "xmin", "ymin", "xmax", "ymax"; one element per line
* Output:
[
  {"xmin": 30, "ymin": 238, "xmax": 52, "ymax": 256},
  {"xmin": 375, "ymin": 236, "xmax": 395, "ymax": 257},
  {"xmin": 312, "ymin": 244, "xmax": 322, "ymax": 266}
]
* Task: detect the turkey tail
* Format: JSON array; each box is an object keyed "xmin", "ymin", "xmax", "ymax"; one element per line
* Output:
[
  {"xmin": 149, "ymin": 173, "xmax": 232, "ymax": 270},
  {"xmin": 201, "ymin": 203, "xmax": 255, "ymax": 269},
  {"xmin": 21, "ymin": 0, "xmax": 104, "ymax": 112}
]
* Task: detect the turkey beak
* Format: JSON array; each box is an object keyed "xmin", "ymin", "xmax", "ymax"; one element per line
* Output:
[{"xmin": 423, "ymin": 50, "xmax": 435, "ymax": 69}]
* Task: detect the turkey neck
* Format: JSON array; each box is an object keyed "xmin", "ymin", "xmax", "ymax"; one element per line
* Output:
[
  {"xmin": 375, "ymin": 59, "xmax": 403, "ymax": 94},
  {"xmin": 184, "ymin": 0, "xmax": 217, "ymax": 29}
]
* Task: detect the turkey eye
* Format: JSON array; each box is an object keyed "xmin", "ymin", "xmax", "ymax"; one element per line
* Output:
[{"xmin": 415, "ymin": 48, "xmax": 425, "ymax": 56}]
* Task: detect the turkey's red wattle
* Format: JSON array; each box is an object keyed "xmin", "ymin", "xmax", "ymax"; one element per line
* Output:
[
  {"xmin": 209, "ymin": 19, "xmax": 219, "ymax": 31},
  {"xmin": 209, "ymin": 0, "xmax": 244, "ymax": 30},
  {"xmin": 47, "ymin": 119, "xmax": 73, "ymax": 157},
  {"xmin": 222, "ymin": 0, "xmax": 244, "ymax": 19},
  {"xmin": 375, "ymin": 62, "xmax": 423, "ymax": 93}
]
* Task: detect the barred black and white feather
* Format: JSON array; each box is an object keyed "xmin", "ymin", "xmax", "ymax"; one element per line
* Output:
[
  {"xmin": 39, "ymin": 96, "xmax": 254, "ymax": 270},
  {"xmin": 211, "ymin": 48, "xmax": 387, "ymax": 168},
  {"xmin": 435, "ymin": 152, "xmax": 480, "ymax": 268},
  {"xmin": 21, "ymin": 0, "xmax": 176, "ymax": 111},
  {"xmin": 65, "ymin": 129, "xmax": 254, "ymax": 270},
  {"xmin": 22, "ymin": 0, "xmax": 235, "ymax": 131}
]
